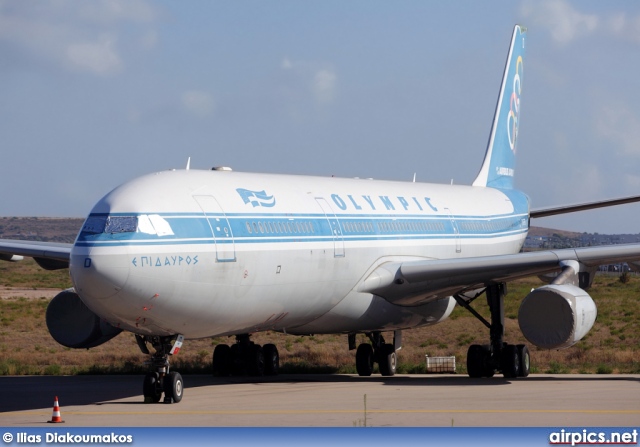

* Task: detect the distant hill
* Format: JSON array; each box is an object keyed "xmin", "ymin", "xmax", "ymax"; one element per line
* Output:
[
  {"xmin": 527, "ymin": 227, "xmax": 581, "ymax": 238},
  {"xmin": 0, "ymin": 217, "xmax": 83, "ymax": 243}
]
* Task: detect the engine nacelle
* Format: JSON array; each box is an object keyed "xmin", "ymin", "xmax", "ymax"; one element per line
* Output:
[
  {"xmin": 46, "ymin": 289, "xmax": 122, "ymax": 349},
  {"xmin": 518, "ymin": 284, "xmax": 597, "ymax": 350}
]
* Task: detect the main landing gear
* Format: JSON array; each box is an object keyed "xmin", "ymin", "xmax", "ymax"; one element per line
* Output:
[
  {"xmin": 350, "ymin": 331, "xmax": 399, "ymax": 377},
  {"xmin": 212, "ymin": 334, "xmax": 280, "ymax": 377},
  {"xmin": 455, "ymin": 283, "xmax": 530, "ymax": 379},
  {"xmin": 136, "ymin": 334, "xmax": 184, "ymax": 404}
]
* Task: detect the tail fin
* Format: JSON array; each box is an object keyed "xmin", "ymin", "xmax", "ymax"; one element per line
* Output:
[{"xmin": 472, "ymin": 25, "xmax": 526, "ymax": 189}]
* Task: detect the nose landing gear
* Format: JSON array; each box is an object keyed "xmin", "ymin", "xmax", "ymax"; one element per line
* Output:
[{"xmin": 136, "ymin": 334, "xmax": 184, "ymax": 403}]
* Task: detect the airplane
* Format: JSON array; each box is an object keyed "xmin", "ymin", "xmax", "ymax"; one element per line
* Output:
[{"xmin": 2, "ymin": 24, "xmax": 640, "ymax": 404}]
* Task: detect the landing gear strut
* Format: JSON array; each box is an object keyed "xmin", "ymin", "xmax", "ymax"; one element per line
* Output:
[
  {"xmin": 350, "ymin": 331, "xmax": 399, "ymax": 377},
  {"xmin": 455, "ymin": 284, "xmax": 530, "ymax": 378},
  {"xmin": 212, "ymin": 334, "xmax": 279, "ymax": 377},
  {"xmin": 136, "ymin": 334, "xmax": 184, "ymax": 404}
]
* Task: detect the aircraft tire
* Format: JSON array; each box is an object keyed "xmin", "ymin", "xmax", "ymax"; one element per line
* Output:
[
  {"xmin": 467, "ymin": 344, "xmax": 484, "ymax": 378},
  {"xmin": 263, "ymin": 343, "xmax": 279, "ymax": 376},
  {"xmin": 163, "ymin": 371, "xmax": 183, "ymax": 404},
  {"xmin": 248, "ymin": 344, "xmax": 265, "ymax": 377},
  {"xmin": 356, "ymin": 343, "xmax": 374, "ymax": 376},
  {"xmin": 481, "ymin": 344, "xmax": 495, "ymax": 377},
  {"xmin": 143, "ymin": 372, "xmax": 162, "ymax": 403},
  {"xmin": 501, "ymin": 344, "xmax": 520, "ymax": 378},
  {"xmin": 212, "ymin": 344, "xmax": 231, "ymax": 377},
  {"xmin": 230, "ymin": 344, "xmax": 244, "ymax": 376},
  {"xmin": 517, "ymin": 344, "xmax": 530, "ymax": 377},
  {"xmin": 378, "ymin": 344, "xmax": 397, "ymax": 376}
]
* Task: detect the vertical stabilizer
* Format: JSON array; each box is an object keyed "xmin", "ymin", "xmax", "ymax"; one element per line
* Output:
[{"xmin": 472, "ymin": 25, "xmax": 526, "ymax": 189}]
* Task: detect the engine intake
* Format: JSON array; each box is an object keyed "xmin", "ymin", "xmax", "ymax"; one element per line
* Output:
[
  {"xmin": 46, "ymin": 289, "xmax": 122, "ymax": 349},
  {"xmin": 518, "ymin": 284, "xmax": 597, "ymax": 350}
]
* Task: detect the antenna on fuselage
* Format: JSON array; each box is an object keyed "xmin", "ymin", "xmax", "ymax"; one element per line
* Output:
[
  {"xmin": 412, "ymin": 173, "xmax": 416, "ymax": 183},
  {"xmin": 186, "ymin": 157, "xmax": 191, "ymax": 170}
]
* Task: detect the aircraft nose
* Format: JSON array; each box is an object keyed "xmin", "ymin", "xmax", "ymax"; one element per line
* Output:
[{"xmin": 69, "ymin": 250, "xmax": 130, "ymax": 301}]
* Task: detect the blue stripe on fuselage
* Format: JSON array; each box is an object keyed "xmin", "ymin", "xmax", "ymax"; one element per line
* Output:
[{"xmin": 76, "ymin": 212, "xmax": 529, "ymax": 248}]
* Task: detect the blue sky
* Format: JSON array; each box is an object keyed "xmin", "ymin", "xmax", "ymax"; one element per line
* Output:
[{"xmin": 1, "ymin": 0, "xmax": 640, "ymax": 234}]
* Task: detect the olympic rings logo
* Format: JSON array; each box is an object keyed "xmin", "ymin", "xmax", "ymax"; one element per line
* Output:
[{"xmin": 507, "ymin": 55, "xmax": 523, "ymax": 153}]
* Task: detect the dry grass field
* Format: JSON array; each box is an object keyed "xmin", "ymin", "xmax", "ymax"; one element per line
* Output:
[{"xmin": 1, "ymin": 257, "xmax": 639, "ymax": 376}]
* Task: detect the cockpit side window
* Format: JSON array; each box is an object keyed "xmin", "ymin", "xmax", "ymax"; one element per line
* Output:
[{"xmin": 81, "ymin": 216, "xmax": 108, "ymax": 234}]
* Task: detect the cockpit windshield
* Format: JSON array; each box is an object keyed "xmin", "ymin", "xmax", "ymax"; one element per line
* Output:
[
  {"xmin": 81, "ymin": 216, "xmax": 138, "ymax": 234},
  {"xmin": 80, "ymin": 215, "xmax": 174, "ymax": 236},
  {"xmin": 105, "ymin": 216, "xmax": 138, "ymax": 233}
]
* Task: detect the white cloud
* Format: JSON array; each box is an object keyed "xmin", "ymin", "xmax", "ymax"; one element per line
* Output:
[
  {"xmin": 74, "ymin": 0, "xmax": 157, "ymax": 24},
  {"xmin": 595, "ymin": 102, "xmax": 640, "ymax": 157},
  {"xmin": 281, "ymin": 57, "xmax": 293, "ymax": 70},
  {"xmin": 181, "ymin": 90, "xmax": 214, "ymax": 117},
  {"xmin": 521, "ymin": 0, "xmax": 640, "ymax": 46},
  {"xmin": 573, "ymin": 164, "xmax": 604, "ymax": 198},
  {"xmin": 139, "ymin": 30, "xmax": 158, "ymax": 50},
  {"xmin": 520, "ymin": 0, "xmax": 598, "ymax": 44},
  {"xmin": 0, "ymin": 0, "xmax": 158, "ymax": 75},
  {"xmin": 605, "ymin": 13, "xmax": 640, "ymax": 44},
  {"xmin": 624, "ymin": 173, "xmax": 640, "ymax": 190},
  {"xmin": 313, "ymin": 69, "xmax": 337, "ymax": 104},
  {"xmin": 66, "ymin": 35, "xmax": 122, "ymax": 75},
  {"xmin": 280, "ymin": 57, "xmax": 337, "ymax": 105}
]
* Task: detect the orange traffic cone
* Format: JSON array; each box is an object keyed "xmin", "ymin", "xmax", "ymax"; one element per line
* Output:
[{"xmin": 47, "ymin": 396, "xmax": 64, "ymax": 423}]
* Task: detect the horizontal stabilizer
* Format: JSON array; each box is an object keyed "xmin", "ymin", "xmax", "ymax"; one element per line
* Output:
[{"xmin": 531, "ymin": 194, "xmax": 640, "ymax": 218}]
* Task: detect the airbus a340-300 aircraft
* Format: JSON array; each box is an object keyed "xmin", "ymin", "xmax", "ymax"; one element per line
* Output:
[{"xmin": 2, "ymin": 25, "xmax": 640, "ymax": 404}]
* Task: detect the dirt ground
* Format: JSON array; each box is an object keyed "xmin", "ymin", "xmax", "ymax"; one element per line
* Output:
[{"xmin": 0, "ymin": 287, "xmax": 60, "ymax": 299}]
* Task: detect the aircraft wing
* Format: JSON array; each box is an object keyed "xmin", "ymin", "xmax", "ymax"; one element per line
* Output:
[
  {"xmin": 0, "ymin": 239, "xmax": 71, "ymax": 270},
  {"xmin": 358, "ymin": 244, "xmax": 640, "ymax": 306}
]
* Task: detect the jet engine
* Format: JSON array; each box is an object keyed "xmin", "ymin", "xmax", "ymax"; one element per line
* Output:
[
  {"xmin": 518, "ymin": 284, "xmax": 597, "ymax": 350},
  {"xmin": 46, "ymin": 289, "xmax": 122, "ymax": 349}
]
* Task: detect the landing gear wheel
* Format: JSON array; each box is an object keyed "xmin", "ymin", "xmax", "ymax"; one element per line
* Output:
[
  {"xmin": 143, "ymin": 372, "xmax": 162, "ymax": 403},
  {"xmin": 517, "ymin": 344, "xmax": 530, "ymax": 377},
  {"xmin": 378, "ymin": 344, "xmax": 397, "ymax": 376},
  {"xmin": 263, "ymin": 343, "xmax": 279, "ymax": 376},
  {"xmin": 501, "ymin": 344, "xmax": 520, "ymax": 378},
  {"xmin": 248, "ymin": 344, "xmax": 265, "ymax": 377},
  {"xmin": 212, "ymin": 344, "xmax": 231, "ymax": 377},
  {"xmin": 467, "ymin": 344, "xmax": 484, "ymax": 378},
  {"xmin": 356, "ymin": 343, "xmax": 374, "ymax": 376},
  {"xmin": 230, "ymin": 343, "xmax": 244, "ymax": 376},
  {"xmin": 163, "ymin": 371, "xmax": 183, "ymax": 404},
  {"xmin": 467, "ymin": 344, "xmax": 494, "ymax": 378}
]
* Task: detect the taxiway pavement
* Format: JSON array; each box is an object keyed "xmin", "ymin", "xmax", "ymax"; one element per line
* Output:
[{"xmin": 1, "ymin": 374, "xmax": 639, "ymax": 427}]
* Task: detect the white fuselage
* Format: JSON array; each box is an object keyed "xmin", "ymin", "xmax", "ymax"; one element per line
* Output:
[{"xmin": 69, "ymin": 169, "xmax": 529, "ymax": 339}]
